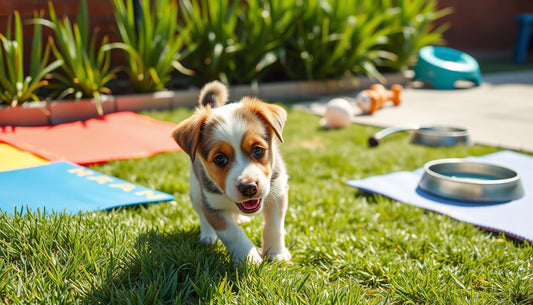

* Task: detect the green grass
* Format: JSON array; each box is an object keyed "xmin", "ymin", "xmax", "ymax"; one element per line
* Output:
[{"xmin": 1, "ymin": 107, "xmax": 532, "ymax": 304}]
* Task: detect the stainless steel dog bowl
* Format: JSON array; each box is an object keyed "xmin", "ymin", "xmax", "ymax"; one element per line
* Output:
[
  {"xmin": 410, "ymin": 126, "xmax": 470, "ymax": 146},
  {"xmin": 368, "ymin": 124, "xmax": 470, "ymax": 147},
  {"xmin": 418, "ymin": 159, "xmax": 525, "ymax": 202}
]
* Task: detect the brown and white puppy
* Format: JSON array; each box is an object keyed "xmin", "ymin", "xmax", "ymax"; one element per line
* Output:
[{"xmin": 172, "ymin": 81, "xmax": 291, "ymax": 264}]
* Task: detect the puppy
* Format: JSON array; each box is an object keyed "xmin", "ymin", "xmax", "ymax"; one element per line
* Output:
[{"xmin": 172, "ymin": 81, "xmax": 291, "ymax": 264}]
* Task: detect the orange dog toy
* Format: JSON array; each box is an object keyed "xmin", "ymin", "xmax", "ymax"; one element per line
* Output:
[{"xmin": 356, "ymin": 84, "xmax": 402, "ymax": 114}]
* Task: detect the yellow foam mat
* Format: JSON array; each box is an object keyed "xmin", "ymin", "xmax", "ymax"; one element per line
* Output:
[{"xmin": 0, "ymin": 143, "xmax": 49, "ymax": 172}]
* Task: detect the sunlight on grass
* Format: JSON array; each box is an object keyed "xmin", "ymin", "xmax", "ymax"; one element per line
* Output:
[{"xmin": 1, "ymin": 108, "xmax": 532, "ymax": 304}]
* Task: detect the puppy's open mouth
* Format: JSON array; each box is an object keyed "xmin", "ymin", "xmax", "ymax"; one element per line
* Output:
[{"xmin": 236, "ymin": 199, "xmax": 262, "ymax": 214}]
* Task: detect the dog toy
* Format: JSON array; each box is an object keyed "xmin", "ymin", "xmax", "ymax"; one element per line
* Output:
[
  {"xmin": 319, "ymin": 98, "xmax": 355, "ymax": 129},
  {"xmin": 355, "ymin": 84, "xmax": 402, "ymax": 114}
]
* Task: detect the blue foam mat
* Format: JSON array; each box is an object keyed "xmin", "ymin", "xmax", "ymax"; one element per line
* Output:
[
  {"xmin": 0, "ymin": 161, "xmax": 174, "ymax": 214},
  {"xmin": 347, "ymin": 151, "xmax": 533, "ymax": 242}
]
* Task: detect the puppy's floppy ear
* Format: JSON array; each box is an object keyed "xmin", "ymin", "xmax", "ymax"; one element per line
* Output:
[
  {"xmin": 243, "ymin": 98, "xmax": 287, "ymax": 143},
  {"xmin": 172, "ymin": 108, "xmax": 209, "ymax": 161},
  {"xmin": 263, "ymin": 103, "xmax": 287, "ymax": 143}
]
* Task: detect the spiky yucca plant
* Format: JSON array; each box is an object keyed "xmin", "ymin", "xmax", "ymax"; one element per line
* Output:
[
  {"xmin": 110, "ymin": 0, "xmax": 194, "ymax": 93},
  {"xmin": 38, "ymin": 0, "xmax": 118, "ymax": 114},
  {"xmin": 381, "ymin": 0, "xmax": 451, "ymax": 70},
  {"xmin": 0, "ymin": 11, "xmax": 62, "ymax": 106}
]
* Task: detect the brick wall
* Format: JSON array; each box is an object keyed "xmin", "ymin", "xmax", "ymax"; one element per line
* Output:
[
  {"xmin": 0, "ymin": 0, "xmax": 120, "ymax": 68},
  {"xmin": 436, "ymin": 0, "xmax": 533, "ymax": 57},
  {"xmin": 0, "ymin": 0, "xmax": 117, "ymax": 39}
]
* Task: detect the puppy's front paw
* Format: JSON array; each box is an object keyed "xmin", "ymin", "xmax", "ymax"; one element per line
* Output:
[
  {"xmin": 248, "ymin": 247, "xmax": 264, "ymax": 264},
  {"xmin": 263, "ymin": 248, "xmax": 292, "ymax": 262},
  {"xmin": 234, "ymin": 247, "xmax": 263, "ymax": 265},
  {"xmin": 199, "ymin": 233, "xmax": 217, "ymax": 245}
]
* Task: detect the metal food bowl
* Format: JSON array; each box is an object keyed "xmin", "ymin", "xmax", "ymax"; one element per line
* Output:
[
  {"xmin": 410, "ymin": 126, "xmax": 470, "ymax": 147},
  {"xmin": 368, "ymin": 124, "xmax": 470, "ymax": 147},
  {"xmin": 418, "ymin": 159, "xmax": 525, "ymax": 202}
]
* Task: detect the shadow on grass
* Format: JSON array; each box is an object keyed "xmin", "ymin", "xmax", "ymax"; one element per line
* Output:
[
  {"xmin": 352, "ymin": 189, "xmax": 386, "ymax": 205},
  {"xmin": 84, "ymin": 227, "xmax": 239, "ymax": 304}
]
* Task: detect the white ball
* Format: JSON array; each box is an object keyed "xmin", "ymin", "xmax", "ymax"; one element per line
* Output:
[{"xmin": 320, "ymin": 98, "xmax": 354, "ymax": 129}]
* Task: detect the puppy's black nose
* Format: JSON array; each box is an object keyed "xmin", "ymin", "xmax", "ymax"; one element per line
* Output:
[{"xmin": 238, "ymin": 183, "xmax": 258, "ymax": 198}]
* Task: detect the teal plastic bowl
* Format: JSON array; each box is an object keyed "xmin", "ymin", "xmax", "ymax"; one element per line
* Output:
[{"xmin": 413, "ymin": 46, "xmax": 482, "ymax": 90}]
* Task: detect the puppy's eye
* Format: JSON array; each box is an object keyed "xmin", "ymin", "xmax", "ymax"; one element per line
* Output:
[
  {"xmin": 251, "ymin": 146, "xmax": 265, "ymax": 159},
  {"xmin": 213, "ymin": 153, "xmax": 228, "ymax": 167}
]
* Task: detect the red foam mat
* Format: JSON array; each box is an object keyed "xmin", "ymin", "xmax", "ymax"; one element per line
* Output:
[{"xmin": 0, "ymin": 112, "xmax": 180, "ymax": 165}]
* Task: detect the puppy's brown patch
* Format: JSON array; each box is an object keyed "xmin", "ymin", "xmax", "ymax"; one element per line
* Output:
[
  {"xmin": 242, "ymin": 133, "xmax": 271, "ymax": 178},
  {"xmin": 203, "ymin": 141, "xmax": 234, "ymax": 193}
]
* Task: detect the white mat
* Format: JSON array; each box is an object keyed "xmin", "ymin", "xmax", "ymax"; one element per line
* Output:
[{"xmin": 347, "ymin": 151, "xmax": 533, "ymax": 242}]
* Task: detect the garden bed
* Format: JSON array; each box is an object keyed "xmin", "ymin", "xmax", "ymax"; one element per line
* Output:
[{"xmin": 0, "ymin": 72, "xmax": 409, "ymax": 126}]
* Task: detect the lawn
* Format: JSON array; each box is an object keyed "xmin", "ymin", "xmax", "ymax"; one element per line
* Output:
[{"xmin": 1, "ymin": 107, "xmax": 532, "ymax": 304}]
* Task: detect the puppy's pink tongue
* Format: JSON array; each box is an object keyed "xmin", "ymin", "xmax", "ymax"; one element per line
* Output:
[{"xmin": 242, "ymin": 199, "xmax": 260, "ymax": 210}]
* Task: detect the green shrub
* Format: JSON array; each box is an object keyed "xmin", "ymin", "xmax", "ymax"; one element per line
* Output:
[
  {"xmin": 178, "ymin": 0, "xmax": 297, "ymax": 85},
  {"xmin": 39, "ymin": 0, "xmax": 118, "ymax": 114},
  {"xmin": 231, "ymin": 0, "xmax": 298, "ymax": 84},
  {"xmin": 179, "ymin": 0, "xmax": 449, "ymax": 84},
  {"xmin": 3, "ymin": 0, "xmax": 449, "ymax": 101},
  {"xmin": 0, "ymin": 12, "xmax": 62, "ymax": 106},
  {"xmin": 110, "ymin": 0, "xmax": 194, "ymax": 93},
  {"xmin": 380, "ymin": 0, "xmax": 451, "ymax": 71},
  {"xmin": 282, "ymin": 0, "xmax": 395, "ymax": 82},
  {"xmin": 178, "ymin": 0, "xmax": 239, "ymax": 85}
]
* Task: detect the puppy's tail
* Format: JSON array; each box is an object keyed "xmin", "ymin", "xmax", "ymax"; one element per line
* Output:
[{"xmin": 199, "ymin": 81, "xmax": 228, "ymax": 108}]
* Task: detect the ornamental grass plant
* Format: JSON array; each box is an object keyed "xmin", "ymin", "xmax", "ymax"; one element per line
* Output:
[
  {"xmin": 110, "ymin": 0, "xmax": 194, "ymax": 93},
  {"xmin": 380, "ymin": 0, "xmax": 451, "ymax": 71},
  {"xmin": 0, "ymin": 12, "xmax": 62, "ymax": 106},
  {"xmin": 283, "ymin": 0, "xmax": 395, "ymax": 82},
  {"xmin": 178, "ymin": 0, "xmax": 297, "ymax": 85},
  {"xmin": 177, "ymin": 0, "xmax": 449, "ymax": 84},
  {"xmin": 38, "ymin": 0, "xmax": 118, "ymax": 114}
]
